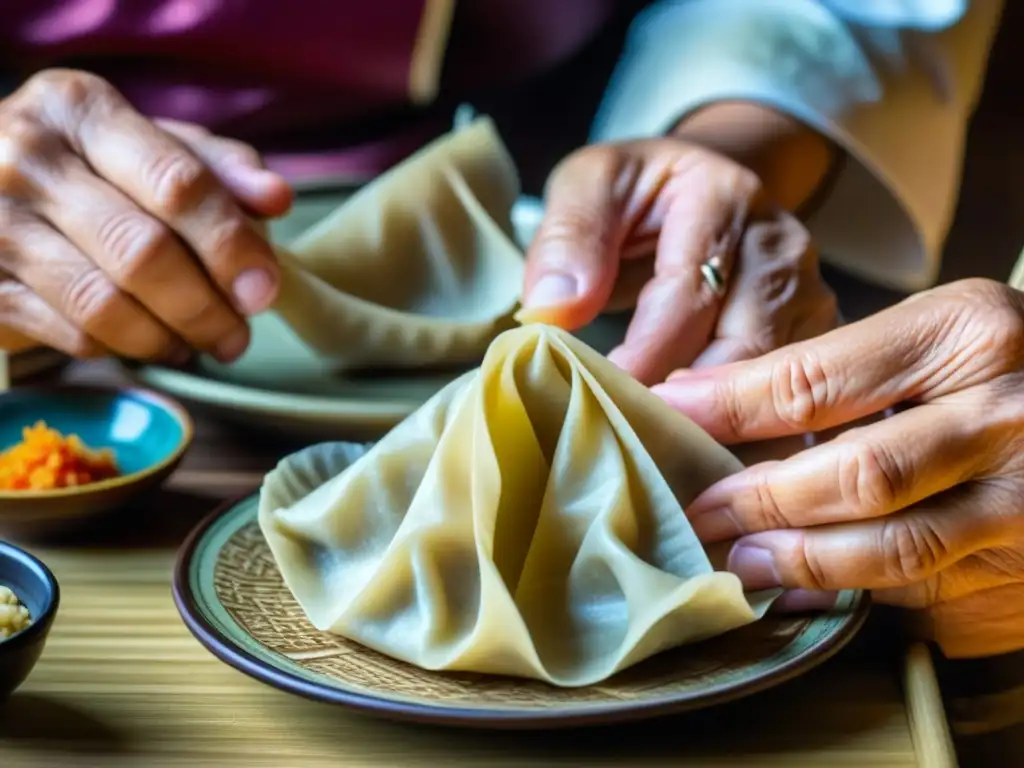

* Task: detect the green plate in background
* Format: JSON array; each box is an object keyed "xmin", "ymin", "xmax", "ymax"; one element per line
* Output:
[{"xmin": 125, "ymin": 196, "xmax": 580, "ymax": 440}]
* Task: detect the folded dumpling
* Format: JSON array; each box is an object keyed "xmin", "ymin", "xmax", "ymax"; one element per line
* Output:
[
  {"xmin": 269, "ymin": 116, "xmax": 525, "ymax": 371},
  {"xmin": 258, "ymin": 325, "xmax": 778, "ymax": 687}
]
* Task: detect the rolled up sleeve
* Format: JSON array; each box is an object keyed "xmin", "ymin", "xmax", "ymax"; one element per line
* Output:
[{"xmin": 591, "ymin": 0, "xmax": 1003, "ymax": 292}]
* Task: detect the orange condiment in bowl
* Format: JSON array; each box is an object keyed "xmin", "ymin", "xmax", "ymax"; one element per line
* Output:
[{"xmin": 0, "ymin": 421, "xmax": 120, "ymax": 491}]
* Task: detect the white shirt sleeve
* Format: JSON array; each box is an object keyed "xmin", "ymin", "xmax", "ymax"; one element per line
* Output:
[{"xmin": 591, "ymin": 0, "xmax": 1003, "ymax": 292}]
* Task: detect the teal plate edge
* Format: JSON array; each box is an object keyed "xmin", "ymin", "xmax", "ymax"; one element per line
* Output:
[{"xmin": 172, "ymin": 494, "xmax": 872, "ymax": 730}]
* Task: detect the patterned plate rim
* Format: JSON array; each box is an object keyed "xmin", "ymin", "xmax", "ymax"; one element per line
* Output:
[{"xmin": 173, "ymin": 494, "xmax": 872, "ymax": 729}]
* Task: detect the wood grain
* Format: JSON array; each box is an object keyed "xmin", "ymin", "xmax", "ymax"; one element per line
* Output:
[
  {"xmin": 3, "ymin": 544, "xmax": 920, "ymax": 767},
  {"xmin": 905, "ymin": 644, "xmax": 958, "ymax": 768},
  {"xmin": 0, "ymin": 360, "xmax": 928, "ymax": 766}
]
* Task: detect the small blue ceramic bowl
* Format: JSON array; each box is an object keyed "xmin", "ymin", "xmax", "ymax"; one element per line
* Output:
[
  {"xmin": 0, "ymin": 541, "xmax": 59, "ymax": 699},
  {"xmin": 0, "ymin": 385, "xmax": 194, "ymax": 539}
]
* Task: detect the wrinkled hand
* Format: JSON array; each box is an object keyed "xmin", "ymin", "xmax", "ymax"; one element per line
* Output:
[
  {"xmin": 0, "ymin": 69, "xmax": 293, "ymax": 361},
  {"xmin": 655, "ymin": 279, "xmax": 1024, "ymax": 658},
  {"xmin": 520, "ymin": 139, "xmax": 838, "ymax": 385}
]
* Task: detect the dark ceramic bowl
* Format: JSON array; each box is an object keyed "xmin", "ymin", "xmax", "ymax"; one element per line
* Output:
[
  {"xmin": 0, "ymin": 385, "xmax": 194, "ymax": 539},
  {"xmin": 0, "ymin": 541, "xmax": 59, "ymax": 699}
]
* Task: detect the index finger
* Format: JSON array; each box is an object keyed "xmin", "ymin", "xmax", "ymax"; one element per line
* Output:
[
  {"xmin": 47, "ymin": 75, "xmax": 279, "ymax": 317},
  {"xmin": 687, "ymin": 401, "xmax": 990, "ymax": 541},
  {"xmin": 518, "ymin": 146, "xmax": 628, "ymax": 330},
  {"xmin": 651, "ymin": 287, "xmax": 984, "ymax": 444},
  {"xmin": 607, "ymin": 155, "xmax": 762, "ymax": 385}
]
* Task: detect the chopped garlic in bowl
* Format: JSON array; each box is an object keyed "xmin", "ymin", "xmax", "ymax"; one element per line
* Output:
[{"xmin": 0, "ymin": 585, "xmax": 31, "ymax": 639}]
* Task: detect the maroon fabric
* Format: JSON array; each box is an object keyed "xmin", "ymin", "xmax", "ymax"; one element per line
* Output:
[{"xmin": 0, "ymin": 0, "xmax": 618, "ymax": 183}]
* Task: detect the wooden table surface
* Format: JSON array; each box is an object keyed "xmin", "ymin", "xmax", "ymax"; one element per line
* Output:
[{"xmin": 0, "ymin": 360, "xmax": 931, "ymax": 768}]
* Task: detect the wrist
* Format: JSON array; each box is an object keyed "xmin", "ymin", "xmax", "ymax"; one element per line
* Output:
[{"xmin": 671, "ymin": 101, "xmax": 839, "ymax": 213}]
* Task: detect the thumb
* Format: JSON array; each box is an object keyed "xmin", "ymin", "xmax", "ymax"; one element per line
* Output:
[
  {"xmin": 155, "ymin": 119, "xmax": 293, "ymax": 219},
  {"xmin": 517, "ymin": 147, "xmax": 628, "ymax": 329}
]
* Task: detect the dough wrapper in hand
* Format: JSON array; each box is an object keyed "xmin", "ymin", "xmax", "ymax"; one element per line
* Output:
[{"xmin": 268, "ymin": 117, "xmax": 525, "ymax": 372}]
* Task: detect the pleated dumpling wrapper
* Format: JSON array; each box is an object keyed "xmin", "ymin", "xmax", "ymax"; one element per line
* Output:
[
  {"xmin": 259, "ymin": 325, "xmax": 779, "ymax": 687},
  {"xmin": 269, "ymin": 116, "xmax": 524, "ymax": 371}
]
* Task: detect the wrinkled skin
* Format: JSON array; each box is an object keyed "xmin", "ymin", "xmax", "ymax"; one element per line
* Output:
[
  {"xmin": 520, "ymin": 140, "xmax": 839, "ymax": 385},
  {"xmin": 0, "ymin": 69, "xmax": 292, "ymax": 362},
  {"xmin": 656, "ymin": 279, "xmax": 1024, "ymax": 658}
]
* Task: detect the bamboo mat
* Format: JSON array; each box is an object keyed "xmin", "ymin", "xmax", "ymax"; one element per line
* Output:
[{"xmin": 0, "ymin": 361, "xmax": 925, "ymax": 767}]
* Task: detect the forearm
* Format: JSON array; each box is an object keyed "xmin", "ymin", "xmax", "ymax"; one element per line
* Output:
[{"xmin": 671, "ymin": 101, "xmax": 838, "ymax": 213}]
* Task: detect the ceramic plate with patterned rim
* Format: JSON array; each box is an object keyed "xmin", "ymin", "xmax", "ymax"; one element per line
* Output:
[{"xmin": 173, "ymin": 494, "xmax": 871, "ymax": 729}]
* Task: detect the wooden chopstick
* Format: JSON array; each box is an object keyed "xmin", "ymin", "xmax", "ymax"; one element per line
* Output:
[
  {"xmin": 905, "ymin": 643, "xmax": 958, "ymax": 767},
  {"xmin": 1010, "ymin": 246, "xmax": 1024, "ymax": 291}
]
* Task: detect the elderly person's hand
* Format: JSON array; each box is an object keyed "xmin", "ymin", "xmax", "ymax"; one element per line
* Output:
[
  {"xmin": 519, "ymin": 103, "xmax": 841, "ymax": 385},
  {"xmin": 0, "ymin": 69, "xmax": 292, "ymax": 362},
  {"xmin": 653, "ymin": 278, "xmax": 1024, "ymax": 658}
]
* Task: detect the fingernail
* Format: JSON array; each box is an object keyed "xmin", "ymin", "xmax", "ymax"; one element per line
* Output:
[
  {"xmin": 666, "ymin": 368, "xmax": 695, "ymax": 381},
  {"xmin": 233, "ymin": 269, "xmax": 276, "ymax": 315},
  {"xmin": 523, "ymin": 273, "xmax": 578, "ymax": 309},
  {"xmin": 728, "ymin": 544, "xmax": 781, "ymax": 590},
  {"xmin": 772, "ymin": 589, "xmax": 839, "ymax": 613},
  {"xmin": 224, "ymin": 163, "xmax": 278, "ymax": 191},
  {"xmin": 690, "ymin": 508, "xmax": 742, "ymax": 543},
  {"xmin": 214, "ymin": 328, "xmax": 250, "ymax": 363},
  {"xmin": 651, "ymin": 377, "xmax": 716, "ymax": 412},
  {"xmin": 223, "ymin": 165, "xmax": 294, "ymax": 216}
]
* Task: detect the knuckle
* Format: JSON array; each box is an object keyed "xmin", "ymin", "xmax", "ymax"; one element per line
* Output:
[
  {"xmin": 202, "ymin": 216, "xmax": 248, "ymax": 264},
  {"xmin": 940, "ymin": 279, "xmax": 1024, "ymax": 377},
  {"xmin": 97, "ymin": 212, "xmax": 175, "ymax": 287},
  {"xmin": 713, "ymin": 377, "xmax": 748, "ymax": 442},
  {"xmin": 532, "ymin": 213, "xmax": 615, "ymax": 269},
  {"xmin": 62, "ymin": 268, "xmax": 126, "ymax": 331},
  {"xmin": 769, "ymin": 351, "xmax": 832, "ymax": 431},
  {"xmin": 837, "ymin": 438, "xmax": 903, "ymax": 517},
  {"xmin": 747, "ymin": 468, "xmax": 792, "ymax": 531},
  {"xmin": 23, "ymin": 69, "xmax": 111, "ymax": 116},
  {"xmin": 795, "ymin": 536, "xmax": 833, "ymax": 590},
  {"xmin": 0, "ymin": 115, "xmax": 52, "ymax": 160},
  {"xmin": 0, "ymin": 117, "xmax": 58, "ymax": 196},
  {"xmin": 535, "ymin": 209, "xmax": 599, "ymax": 250},
  {"xmin": 145, "ymin": 152, "xmax": 211, "ymax": 217},
  {"xmin": 879, "ymin": 516, "xmax": 948, "ymax": 584}
]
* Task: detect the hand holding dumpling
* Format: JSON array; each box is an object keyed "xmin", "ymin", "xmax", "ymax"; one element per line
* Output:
[
  {"xmin": 654, "ymin": 279, "xmax": 1024, "ymax": 658},
  {"xmin": 521, "ymin": 103, "xmax": 841, "ymax": 385}
]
